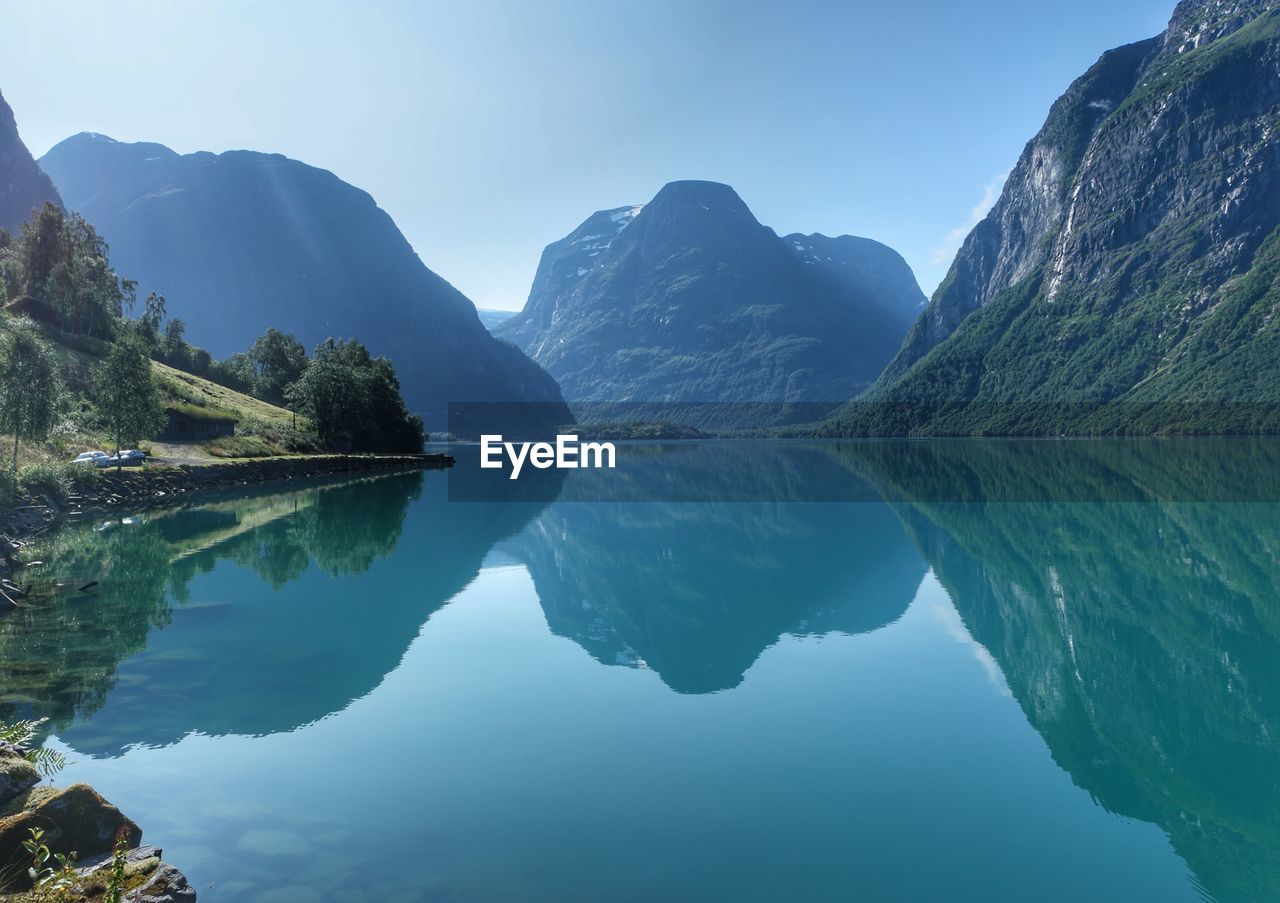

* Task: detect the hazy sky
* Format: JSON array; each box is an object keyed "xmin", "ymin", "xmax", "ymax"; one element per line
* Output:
[{"xmin": 1, "ymin": 0, "xmax": 1174, "ymax": 310}]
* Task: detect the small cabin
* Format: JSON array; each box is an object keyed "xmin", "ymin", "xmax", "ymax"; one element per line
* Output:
[{"xmin": 161, "ymin": 407, "xmax": 238, "ymax": 441}]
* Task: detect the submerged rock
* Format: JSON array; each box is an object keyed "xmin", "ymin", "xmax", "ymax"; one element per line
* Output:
[{"xmin": 236, "ymin": 828, "xmax": 314, "ymax": 858}]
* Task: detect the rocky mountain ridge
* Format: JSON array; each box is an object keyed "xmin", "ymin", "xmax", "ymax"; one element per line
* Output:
[
  {"xmin": 843, "ymin": 0, "xmax": 1280, "ymax": 435},
  {"xmin": 498, "ymin": 180, "xmax": 924, "ymax": 425}
]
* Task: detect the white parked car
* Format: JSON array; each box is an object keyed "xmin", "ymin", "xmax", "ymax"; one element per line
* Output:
[{"xmin": 71, "ymin": 451, "xmax": 110, "ymax": 467}]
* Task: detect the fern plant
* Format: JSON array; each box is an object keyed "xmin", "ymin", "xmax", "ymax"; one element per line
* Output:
[{"xmin": 0, "ymin": 718, "xmax": 67, "ymax": 777}]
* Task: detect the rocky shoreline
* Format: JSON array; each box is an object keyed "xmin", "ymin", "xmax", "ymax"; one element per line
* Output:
[
  {"xmin": 0, "ymin": 453, "xmax": 452, "ymax": 553},
  {"xmin": 0, "ymin": 744, "xmax": 194, "ymax": 901}
]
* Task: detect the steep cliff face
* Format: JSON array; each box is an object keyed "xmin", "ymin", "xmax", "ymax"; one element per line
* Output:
[
  {"xmin": 783, "ymin": 232, "xmax": 925, "ymax": 326},
  {"xmin": 0, "ymin": 90, "xmax": 61, "ymax": 234},
  {"xmin": 851, "ymin": 0, "xmax": 1280, "ymax": 434},
  {"xmin": 497, "ymin": 180, "xmax": 923, "ymax": 424},
  {"xmin": 496, "ymin": 204, "xmax": 646, "ymax": 360},
  {"xmin": 880, "ymin": 36, "xmax": 1161, "ymax": 383},
  {"xmin": 39, "ymin": 133, "xmax": 569, "ymax": 430},
  {"xmin": 1163, "ymin": 0, "xmax": 1280, "ymax": 52}
]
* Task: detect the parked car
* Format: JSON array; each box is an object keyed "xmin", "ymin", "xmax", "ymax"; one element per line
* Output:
[
  {"xmin": 71, "ymin": 451, "xmax": 109, "ymax": 466},
  {"xmin": 103, "ymin": 450, "xmax": 147, "ymax": 468}
]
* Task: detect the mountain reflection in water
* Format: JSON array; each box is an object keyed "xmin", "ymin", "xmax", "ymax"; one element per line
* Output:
[{"xmin": 2, "ymin": 439, "xmax": 1277, "ymax": 901}]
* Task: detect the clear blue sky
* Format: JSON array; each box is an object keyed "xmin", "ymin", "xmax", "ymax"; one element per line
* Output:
[{"xmin": 1, "ymin": 0, "xmax": 1174, "ymax": 310}]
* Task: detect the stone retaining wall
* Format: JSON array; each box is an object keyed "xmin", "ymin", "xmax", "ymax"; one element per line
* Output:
[{"xmin": 85, "ymin": 454, "xmax": 452, "ymax": 511}]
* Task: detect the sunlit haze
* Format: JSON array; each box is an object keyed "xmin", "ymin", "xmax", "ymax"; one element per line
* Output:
[{"xmin": 1, "ymin": 0, "xmax": 1172, "ymax": 309}]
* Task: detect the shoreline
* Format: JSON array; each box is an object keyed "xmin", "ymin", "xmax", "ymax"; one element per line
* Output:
[
  {"xmin": 0, "ymin": 453, "xmax": 453, "ymax": 562},
  {"xmin": 0, "ymin": 454, "xmax": 448, "ymax": 900}
]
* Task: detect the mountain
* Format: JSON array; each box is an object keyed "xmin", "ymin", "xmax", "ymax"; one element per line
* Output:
[
  {"xmin": 496, "ymin": 180, "xmax": 924, "ymax": 425},
  {"xmin": 836, "ymin": 0, "xmax": 1280, "ymax": 436},
  {"xmin": 0, "ymin": 90, "xmax": 61, "ymax": 233},
  {"xmin": 784, "ymin": 232, "xmax": 927, "ymax": 325},
  {"xmin": 38, "ymin": 133, "xmax": 569, "ymax": 431}
]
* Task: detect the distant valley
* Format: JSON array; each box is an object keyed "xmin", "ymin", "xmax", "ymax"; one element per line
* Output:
[{"xmin": 476, "ymin": 308, "xmax": 516, "ymax": 332}]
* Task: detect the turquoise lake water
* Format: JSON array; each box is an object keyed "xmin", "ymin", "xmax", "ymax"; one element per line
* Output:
[{"xmin": 4, "ymin": 439, "xmax": 1279, "ymax": 901}]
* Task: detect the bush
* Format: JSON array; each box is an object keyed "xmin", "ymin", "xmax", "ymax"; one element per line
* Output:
[
  {"xmin": 16, "ymin": 461, "xmax": 94, "ymax": 505},
  {"xmin": 17, "ymin": 462, "xmax": 70, "ymax": 503},
  {"xmin": 65, "ymin": 461, "xmax": 98, "ymax": 493},
  {"xmin": 0, "ymin": 470, "xmax": 15, "ymax": 509},
  {"xmin": 238, "ymin": 418, "xmax": 321, "ymax": 454}
]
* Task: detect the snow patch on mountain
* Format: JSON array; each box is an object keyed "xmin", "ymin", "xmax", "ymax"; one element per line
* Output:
[
  {"xmin": 561, "ymin": 205, "xmax": 646, "ymax": 279},
  {"xmin": 609, "ymin": 205, "xmax": 644, "ymax": 225}
]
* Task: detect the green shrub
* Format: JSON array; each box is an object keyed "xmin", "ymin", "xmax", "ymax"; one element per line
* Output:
[
  {"xmin": 65, "ymin": 462, "xmax": 98, "ymax": 493},
  {"xmin": 0, "ymin": 470, "xmax": 15, "ymax": 509},
  {"xmin": 238, "ymin": 417, "xmax": 321, "ymax": 454},
  {"xmin": 15, "ymin": 462, "xmax": 95, "ymax": 505},
  {"xmin": 16, "ymin": 462, "xmax": 70, "ymax": 504},
  {"xmin": 0, "ymin": 718, "xmax": 66, "ymax": 777}
]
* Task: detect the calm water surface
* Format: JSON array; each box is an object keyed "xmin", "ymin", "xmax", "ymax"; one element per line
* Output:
[{"xmin": 4, "ymin": 440, "xmax": 1278, "ymax": 902}]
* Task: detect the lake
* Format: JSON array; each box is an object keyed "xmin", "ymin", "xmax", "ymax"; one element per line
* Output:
[{"xmin": 3, "ymin": 439, "xmax": 1278, "ymax": 902}]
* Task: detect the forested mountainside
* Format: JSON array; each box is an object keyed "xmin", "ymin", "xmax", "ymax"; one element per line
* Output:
[
  {"xmin": 41, "ymin": 133, "xmax": 569, "ymax": 429},
  {"xmin": 832, "ymin": 0, "xmax": 1280, "ymax": 436}
]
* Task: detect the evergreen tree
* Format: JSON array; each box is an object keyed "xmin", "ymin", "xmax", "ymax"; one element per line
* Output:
[{"xmin": 161, "ymin": 318, "xmax": 192, "ymax": 370}]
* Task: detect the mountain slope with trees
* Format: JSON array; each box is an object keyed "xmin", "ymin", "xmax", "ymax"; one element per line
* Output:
[
  {"xmin": 0, "ymin": 202, "xmax": 424, "ymax": 504},
  {"xmin": 832, "ymin": 0, "xmax": 1280, "ymax": 436},
  {"xmin": 39, "ymin": 133, "xmax": 569, "ymax": 429}
]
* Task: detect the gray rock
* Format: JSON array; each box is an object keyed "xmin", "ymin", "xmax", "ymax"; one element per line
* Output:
[
  {"xmin": 125, "ymin": 861, "xmax": 197, "ymax": 902},
  {"xmin": 0, "ymin": 746, "xmax": 40, "ymax": 805},
  {"xmin": 76, "ymin": 844, "xmax": 197, "ymax": 902}
]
